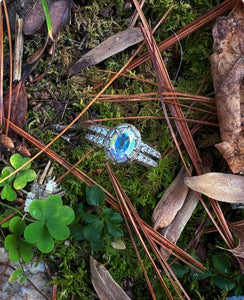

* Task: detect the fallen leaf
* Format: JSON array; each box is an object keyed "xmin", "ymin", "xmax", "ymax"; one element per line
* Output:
[
  {"xmin": 0, "ymin": 135, "xmax": 14, "ymax": 150},
  {"xmin": 159, "ymin": 190, "xmax": 199, "ymax": 260},
  {"xmin": 69, "ymin": 27, "xmax": 144, "ymax": 74},
  {"xmin": 15, "ymin": 143, "xmax": 31, "ymax": 157},
  {"xmin": 111, "ymin": 237, "xmax": 126, "ymax": 250},
  {"xmin": 49, "ymin": 0, "xmax": 75, "ymax": 39},
  {"xmin": 152, "ymin": 165, "xmax": 192, "ymax": 230},
  {"xmin": 184, "ymin": 173, "xmax": 244, "ymax": 203},
  {"xmin": 23, "ymin": 0, "xmax": 53, "ymax": 35},
  {"xmin": 211, "ymin": 2, "xmax": 244, "ymax": 173},
  {"xmin": 227, "ymin": 224, "xmax": 244, "ymax": 259},
  {"xmin": 4, "ymin": 80, "xmax": 27, "ymax": 129},
  {"xmin": 25, "ymin": 0, "xmax": 75, "ymax": 64},
  {"xmin": 90, "ymin": 256, "xmax": 130, "ymax": 300}
]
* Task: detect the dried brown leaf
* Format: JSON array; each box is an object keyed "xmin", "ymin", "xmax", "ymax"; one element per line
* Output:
[
  {"xmin": 159, "ymin": 190, "xmax": 199, "ymax": 260},
  {"xmin": 152, "ymin": 166, "xmax": 193, "ymax": 230},
  {"xmin": 27, "ymin": 38, "xmax": 49, "ymax": 64},
  {"xmin": 15, "ymin": 143, "xmax": 31, "ymax": 157},
  {"xmin": 211, "ymin": 2, "xmax": 244, "ymax": 173},
  {"xmin": 4, "ymin": 81, "xmax": 27, "ymax": 129},
  {"xmin": 184, "ymin": 173, "xmax": 244, "ymax": 203},
  {"xmin": 0, "ymin": 134, "xmax": 14, "ymax": 149},
  {"xmin": 69, "ymin": 27, "xmax": 144, "ymax": 74},
  {"xmin": 227, "ymin": 224, "xmax": 244, "ymax": 259},
  {"xmin": 49, "ymin": 0, "xmax": 75, "ymax": 39},
  {"xmin": 90, "ymin": 256, "xmax": 130, "ymax": 300},
  {"xmin": 23, "ymin": 0, "xmax": 53, "ymax": 35},
  {"xmin": 23, "ymin": 0, "xmax": 74, "ymax": 38}
]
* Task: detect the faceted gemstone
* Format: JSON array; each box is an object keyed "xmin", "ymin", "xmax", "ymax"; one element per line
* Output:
[{"xmin": 115, "ymin": 133, "xmax": 130, "ymax": 153}]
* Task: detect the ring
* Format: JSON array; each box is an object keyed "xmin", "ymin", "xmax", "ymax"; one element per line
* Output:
[{"xmin": 85, "ymin": 123, "xmax": 161, "ymax": 168}]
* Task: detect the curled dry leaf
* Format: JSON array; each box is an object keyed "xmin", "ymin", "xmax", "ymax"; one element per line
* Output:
[
  {"xmin": 152, "ymin": 165, "xmax": 192, "ymax": 230},
  {"xmin": 227, "ymin": 223, "xmax": 244, "ymax": 260},
  {"xmin": 90, "ymin": 256, "xmax": 130, "ymax": 300},
  {"xmin": 0, "ymin": 135, "xmax": 14, "ymax": 150},
  {"xmin": 211, "ymin": 2, "xmax": 244, "ymax": 173},
  {"xmin": 69, "ymin": 27, "xmax": 144, "ymax": 74},
  {"xmin": 159, "ymin": 190, "xmax": 199, "ymax": 260},
  {"xmin": 184, "ymin": 173, "xmax": 244, "ymax": 203}
]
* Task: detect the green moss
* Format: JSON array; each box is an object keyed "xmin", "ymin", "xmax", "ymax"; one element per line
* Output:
[{"xmin": 5, "ymin": 0, "xmax": 241, "ymax": 298}]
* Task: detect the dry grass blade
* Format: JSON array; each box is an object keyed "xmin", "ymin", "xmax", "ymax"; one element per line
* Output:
[
  {"xmin": 87, "ymin": 116, "xmax": 217, "ymax": 127},
  {"xmin": 106, "ymin": 162, "xmax": 173, "ymax": 300},
  {"xmin": 0, "ymin": 36, "xmax": 140, "ymax": 185},
  {"xmin": 2, "ymin": 0, "xmax": 13, "ymax": 136},
  {"xmin": 133, "ymin": 0, "xmax": 238, "ymax": 254},
  {"xmin": 134, "ymin": 0, "xmax": 197, "ymax": 174},
  {"xmin": 0, "ymin": 4, "xmax": 3, "ymax": 127},
  {"xmin": 127, "ymin": 0, "xmax": 238, "ymax": 71},
  {"xmin": 106, "ymin": 162, "xmax": 194, "ymax": 300},
  {"xmin": 8, "ymin": 119, "xmax": 206, "ymax": 273}
]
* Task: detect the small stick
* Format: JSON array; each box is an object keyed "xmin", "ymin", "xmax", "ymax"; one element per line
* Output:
[{"xmin": 13, "ymin": 14, "xmax": 23, "ymax": 81}]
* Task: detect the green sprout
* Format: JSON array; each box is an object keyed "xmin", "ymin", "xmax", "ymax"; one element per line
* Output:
[
  {"xmin": 0, "ymin": 154, "xmax": 36, "ymax": 201},
  {"xmin": 24, "ymin": 195, "xmax": 75, "ymax": 253}
]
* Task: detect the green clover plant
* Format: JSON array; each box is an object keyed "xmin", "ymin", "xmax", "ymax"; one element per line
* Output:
[
  {"xmin": 24, "ymin": 195, "xmax": 75, "ymax": 253},
  {"xmin": 172, "ymin": 253, "xmax": 244, "ymax": 296},
  {"xmin": 0, "ymin": 154, "xmax": 36, "ymax": 201},
  {"xmin": 71, "ymin": 185, "xmax": 124, "ymax": 252},
  {"xmin": 4, "ymin": 216, "xmax": 33, "ymax": 262}
]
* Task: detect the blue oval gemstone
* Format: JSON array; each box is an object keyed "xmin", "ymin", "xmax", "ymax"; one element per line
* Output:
[{"xmin": 115, "ymin": 133, "xmax": 130, "ymax": 153}]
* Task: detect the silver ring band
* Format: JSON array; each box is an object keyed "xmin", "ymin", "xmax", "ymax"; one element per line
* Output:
[{"xmin": 85, "ymin": 123, "xmax": 161, "ymax": 168}]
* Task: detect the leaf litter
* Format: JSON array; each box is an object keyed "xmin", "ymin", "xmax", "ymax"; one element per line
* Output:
[
  {"xmin": 211, "ymin": 2, "xmax": 244, "ymax": 174},
  {"xmin": 1, "ymin": 0, "xmax": 244, "ymax": 298}
]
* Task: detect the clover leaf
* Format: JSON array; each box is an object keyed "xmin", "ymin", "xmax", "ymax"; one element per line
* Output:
[
  {"xmin": 4, "ymin": 216, "xmax": 33, "ymax": 262},
  {"xmin": 10, "ymin": 153, "xmax": 31, "ymax": 170},
  {"xmin": 0, "ymin": 154, "xmax": 36, "ymax": 201},
  {"xmin": 24, "ymin": 195, "xmax": 75, "ymax": 253},
  {"xmin": 86, "ymin": 185, "xmax": 105, "ymax": 205}
]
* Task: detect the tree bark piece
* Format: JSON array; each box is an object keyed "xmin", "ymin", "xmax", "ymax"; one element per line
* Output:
[{"xmin": 211, "ymin": 2, "xmax": 244, "ymax": 173}]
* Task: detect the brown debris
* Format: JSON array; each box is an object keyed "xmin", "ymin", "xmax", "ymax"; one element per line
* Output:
[
  {"xmin": 185, "ymin": 172, "xmax": 244, "ymax": 203},
  {"xmin": 90, "ymin": 256, "xmax": 130, "ymax": 300},
  {"xmin": 69, "ymin": 28, "xmax": 144, "ymax": 74},
  {"xmin": 228, "ymin": 224, "xmax": 244, "ymax": 260},
  {"xmin": 211, "ymin": 2, "xmax": 244, "ymax": 173},
  {"xmin": 159, "ymin": 190, "xmax": 199, "ymax": 260},
  {"xmin": 152, "ymin": 166, "xmax": 192, "ymax": 230}
]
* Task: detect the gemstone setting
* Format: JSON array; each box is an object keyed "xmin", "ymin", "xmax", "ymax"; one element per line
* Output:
[{"xmin": 104, "ymin": 124, "xmax": 141, "ymax": 164}]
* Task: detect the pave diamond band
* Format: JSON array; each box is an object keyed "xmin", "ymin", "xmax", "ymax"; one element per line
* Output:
[{"xmin": 85, "ymin": 123, "xmax": 161, "ymax": 168}]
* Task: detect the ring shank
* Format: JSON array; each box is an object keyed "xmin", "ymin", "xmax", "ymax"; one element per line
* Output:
[{"xmin": 85, "ymin": 124, "xmax": 161, "ymax": 167}]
